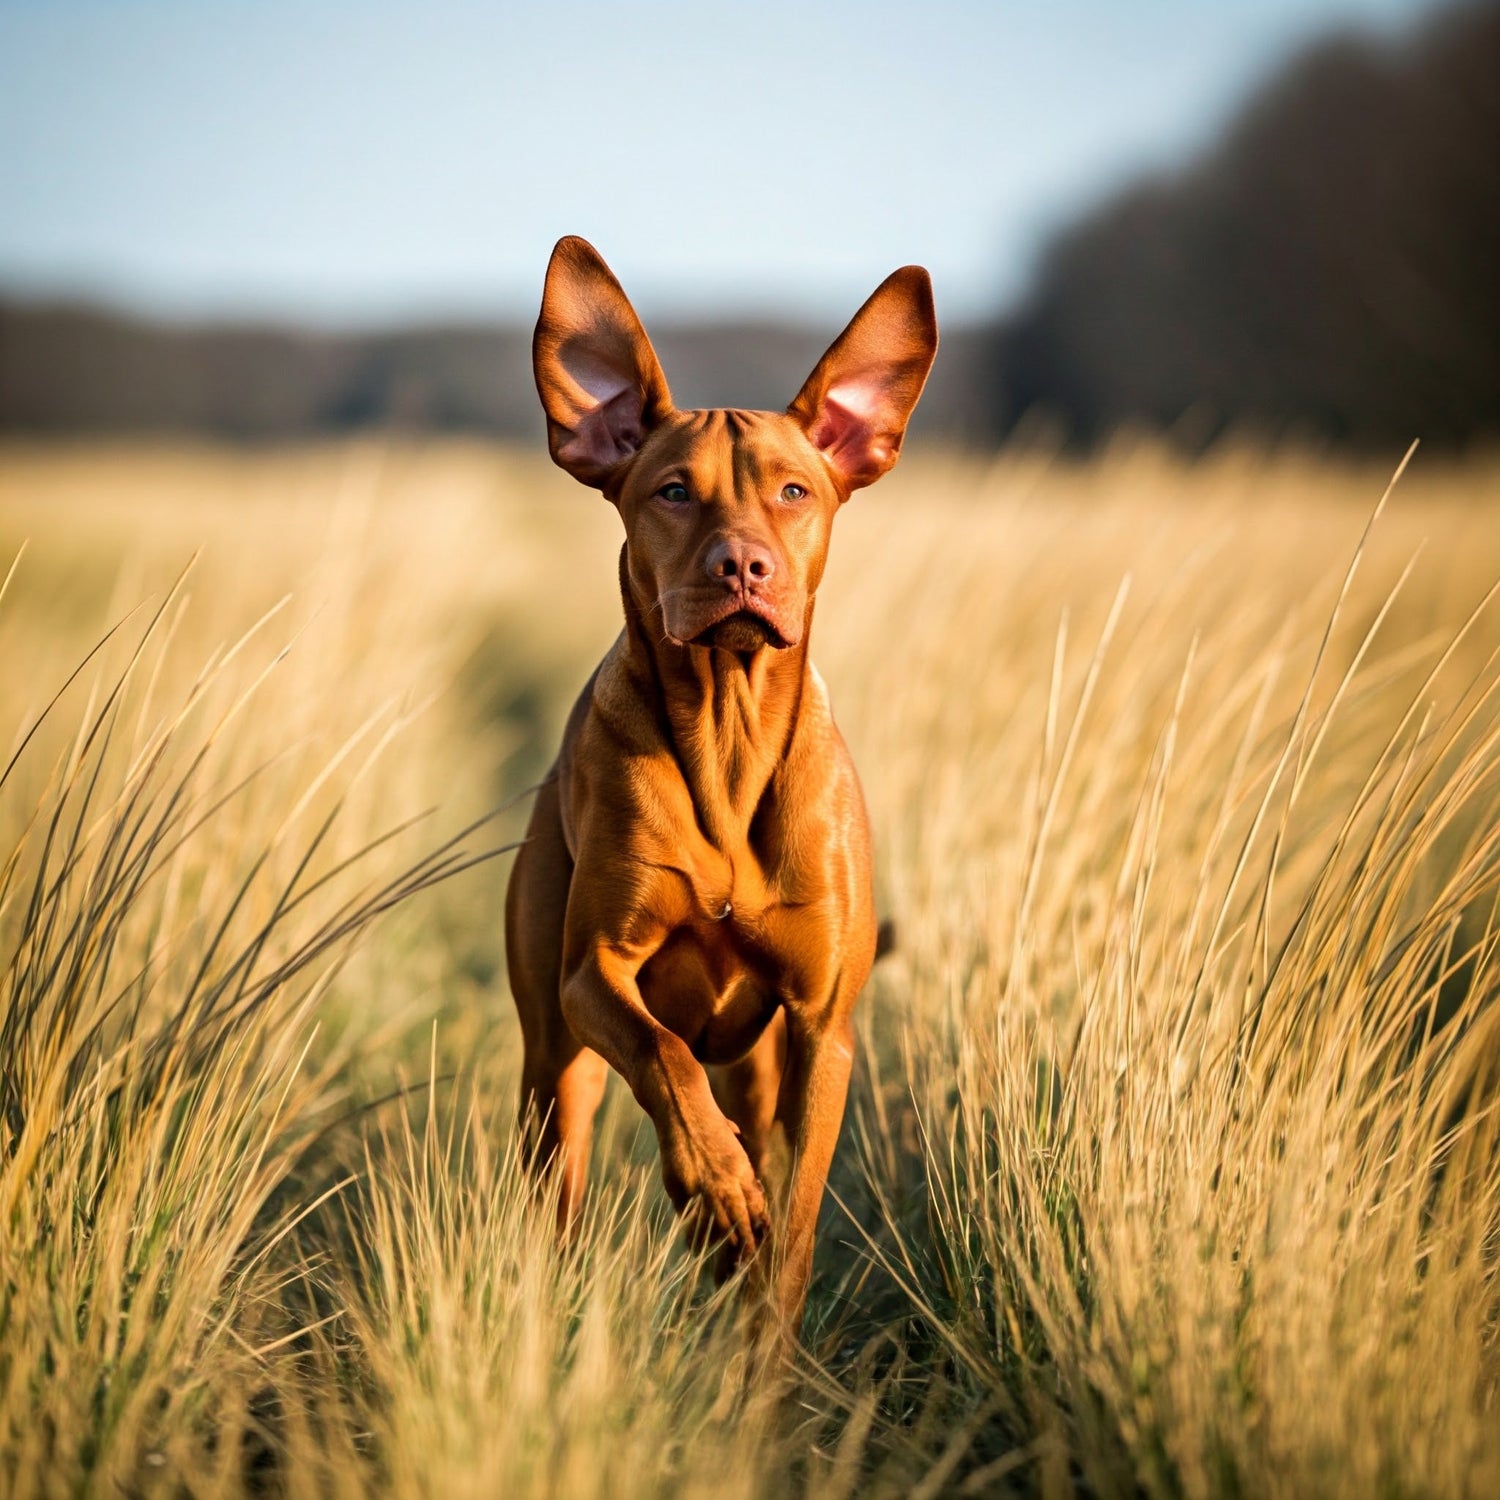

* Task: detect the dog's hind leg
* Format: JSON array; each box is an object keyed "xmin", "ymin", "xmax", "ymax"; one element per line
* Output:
[
  {"xmin": 507, "ymin": 774, "xmax": 606, "ymax": 1229},
  {"xmin": 522, "ymin": 1046, "xmax": 608, "ymax": 1230},
  {"xmin": 708, "ymin": 1011, "xmax": 787, "ymax": 1285},
  {"xmin": 710, "ymin": 1009, "xmax": 787, "ymax": 1180}
]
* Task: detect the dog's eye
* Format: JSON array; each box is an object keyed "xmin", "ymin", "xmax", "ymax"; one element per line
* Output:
[
  {"xmin": 781, "ymin": 483, "xmax": 808, "ymax": 502},
  {"xmin": 657, "ymin": 482, "xmax": 690, "ymax": 504}
]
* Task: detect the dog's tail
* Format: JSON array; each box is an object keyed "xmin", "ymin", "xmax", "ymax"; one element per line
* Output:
[{"xmin": 874, "ymin": 918, "xmax": 898, "ymax": 963}]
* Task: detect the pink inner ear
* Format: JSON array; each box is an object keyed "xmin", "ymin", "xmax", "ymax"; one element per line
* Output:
[
  {"xmin": 555, "ymin": 383, "xmax": 646, "ymax": 471},
  {"xmin": 810, "ymin": 382, "xmax": 894, "ymax": 478}
]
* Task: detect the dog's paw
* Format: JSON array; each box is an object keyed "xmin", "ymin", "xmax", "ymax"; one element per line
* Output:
[{"xmin": 659, "ymin": 1118, "xmax": 770, "ymax": 1263}]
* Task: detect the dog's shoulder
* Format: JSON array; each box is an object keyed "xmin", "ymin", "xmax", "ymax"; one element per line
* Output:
[
  {"xmin": 559, "ymin": 635, "xmax": 691, "ymax": 827},
  {"xmin": 576, "ymin": 632, "xmax": 668, "ymax": 760}
]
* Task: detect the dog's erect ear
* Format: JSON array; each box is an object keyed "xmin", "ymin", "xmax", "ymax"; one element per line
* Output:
[
  {"xmin": 533, "ymin": 236, "xmax": 673, "ymax": 488},
  {"xmin": 787, "ymin": 267, "xmax": 938, "ymax": 492}
]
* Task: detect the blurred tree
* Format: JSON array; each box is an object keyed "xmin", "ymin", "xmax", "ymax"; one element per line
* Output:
[{"xmin": 994, "ymin": 1, "xmax": 1500, "ymax": 451}]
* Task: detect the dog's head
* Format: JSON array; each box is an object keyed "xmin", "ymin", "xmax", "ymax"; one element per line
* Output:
[{"xmin": 533, "ymin": 236, "xmax": 937, "ymax": 653}]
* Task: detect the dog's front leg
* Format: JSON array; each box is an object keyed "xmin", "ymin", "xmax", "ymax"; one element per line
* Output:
[
  {"xmin": 560, "ymin": 944, "xmax": 770, "ymax": 1260},
  {"xmin": 766, "ymin": 1007, "xmax": 857, "ymax": 1333}
]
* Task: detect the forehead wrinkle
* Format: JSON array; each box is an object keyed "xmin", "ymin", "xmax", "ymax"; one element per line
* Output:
[
  {"xmin": 635, "ymin": 408, "xmax": 794, "ymax": 505},
  {"xmin": 678, "ymin": 409, "xmax": 742, "ymax": 504},
  {"xmin": 634, "ymin": 409, "xmax": 711, "ymax": 471},
  {"xmin": 644, "ymin": 408, "xmax": 730, "ymax": 502},
  {"xmin": 724, "ymin": 409, "xmax": 781, "ymax": 502}
]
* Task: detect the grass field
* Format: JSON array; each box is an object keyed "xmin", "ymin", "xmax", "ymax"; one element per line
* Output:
[{"xmin": 2, "ymin": 438, "xmax": 1499, "ymax": 1499}]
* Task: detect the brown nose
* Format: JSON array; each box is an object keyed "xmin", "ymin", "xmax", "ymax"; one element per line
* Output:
[{"xmin": 704, "ymin": 537, "xmax": 775, "ymax": 586}]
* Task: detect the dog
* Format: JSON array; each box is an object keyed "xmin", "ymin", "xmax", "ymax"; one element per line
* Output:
[{"xmin": 506, "ymin": 236, "xmax": 936, "ymax": 1333}]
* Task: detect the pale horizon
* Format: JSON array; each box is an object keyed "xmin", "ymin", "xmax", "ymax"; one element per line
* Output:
[{"xmin": 0, "ymin": 0, "xmax": 1452, "ymax": 328}]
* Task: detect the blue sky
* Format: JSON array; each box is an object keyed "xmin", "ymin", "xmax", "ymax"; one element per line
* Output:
[{"xmin": 0, "ymin": 0, "xmax": 1449, "ymax": 326}]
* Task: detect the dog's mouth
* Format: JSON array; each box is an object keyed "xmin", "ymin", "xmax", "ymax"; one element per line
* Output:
[
  {"xmin": 690, "ymin": 609, "xmax": 787, "ymax": 653},
  {"xmin": 674, "ymin": 593, "xmax": 796, "ymax": 652}
]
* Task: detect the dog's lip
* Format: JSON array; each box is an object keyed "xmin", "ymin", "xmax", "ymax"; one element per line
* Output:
[
  {"xmin": 692, "ymin": 610, "xmax": 792, "ymax": 651},
  {"xmin": 669, "ymin": 591, "xmax": 796, "ymax": 650}
]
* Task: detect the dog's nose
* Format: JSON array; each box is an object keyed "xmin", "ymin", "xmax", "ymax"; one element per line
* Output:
[{"xmin": 705, "ymin": 538, "xmax": 775, "ymax": 586}]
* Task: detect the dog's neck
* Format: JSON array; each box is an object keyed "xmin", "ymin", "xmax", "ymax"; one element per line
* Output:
[{"xmin": 619, "ymin": 545, "xmax": 810, "ymax": 843}]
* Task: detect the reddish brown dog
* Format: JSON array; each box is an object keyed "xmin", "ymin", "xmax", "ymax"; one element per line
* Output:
[{"xmin": 506, "ymin": 236, "xmax": 937, "ymax": 1332}]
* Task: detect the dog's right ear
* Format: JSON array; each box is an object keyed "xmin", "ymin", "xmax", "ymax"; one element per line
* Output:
[
  {"xmin": 533, "ymin": 237, "xmax": 673, "ymax": 489},
  {"xmin": 788, "ymin": 266, "xmax": 937, "ymax": 493}
]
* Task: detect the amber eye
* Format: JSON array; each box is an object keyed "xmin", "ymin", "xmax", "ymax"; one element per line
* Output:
[
  {"xmin": 657, "ymin": 482, "xmax": 690, "ymax": 504},
  {"xmin": 781, "ymin": 483, "xmax": 808, "ymax": 502}
]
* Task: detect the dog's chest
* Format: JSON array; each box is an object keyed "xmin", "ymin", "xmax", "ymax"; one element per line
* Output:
[{"xmin": 636, "ymin": 867, "xmax": 830, "ymax": 1066}]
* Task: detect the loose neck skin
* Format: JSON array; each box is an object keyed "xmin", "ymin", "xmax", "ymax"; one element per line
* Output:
[{"xmin": 618, "ymin": 544, "xmax": 812, "ymax": 844}]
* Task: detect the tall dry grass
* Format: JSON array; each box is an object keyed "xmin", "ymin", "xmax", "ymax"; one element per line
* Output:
[{"xmin": 1, "ymin": 438, "xmax": 1497, "ymax": 1498}]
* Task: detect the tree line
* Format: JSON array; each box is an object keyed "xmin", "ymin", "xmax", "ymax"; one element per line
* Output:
[{"xmin": 2, "ymin": 2, "xmax": 1494, "ymax": 452}]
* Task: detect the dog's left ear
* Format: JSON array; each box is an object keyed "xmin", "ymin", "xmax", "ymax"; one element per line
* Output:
[
  {"xmin": 534, "ymin": 236, "xmax": 674, "ymax": 489},
  {"xmin": 788, "ymin": 267, "xmax": 938, "ymax": 492}
]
